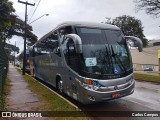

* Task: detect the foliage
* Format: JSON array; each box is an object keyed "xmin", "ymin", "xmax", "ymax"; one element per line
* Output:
[
  {"xmin": 0, "ymin": 76, "xmax": 10, "ymax": 111},
  {"xmin": 112, "ymin": 15, "xmax": 148, "ymax": 47},
  {"xmin": 0, "ymin": 0, "xmax": 37, "ymax": 46},
  {"xmin": 4, "ymin": 43, "xmax": 19, "ymax": 61},
  {"xmin": 5, "ymin": 43, "xmax": 19, "ymax": 53},
  {"xmin": 8, "ymin": 17, "xmax": 38, "ymax": 46},
  {"xmin": 0, "ymin": 0, "xmax": 15, "ymax": 43},
  {"xmin": 134, "ymin": 0, "xmax": 160, "ymax": 17}
]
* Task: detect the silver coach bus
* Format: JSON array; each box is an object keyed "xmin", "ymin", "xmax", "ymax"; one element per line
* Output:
[{"xmin": 29, "ymin": 22, "xmax": 143, "ymax": 104}]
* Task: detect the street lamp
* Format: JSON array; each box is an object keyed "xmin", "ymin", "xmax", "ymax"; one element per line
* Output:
[{"xmin": 29, "ymin": 14, "xmax": 49, "ymax": 24}]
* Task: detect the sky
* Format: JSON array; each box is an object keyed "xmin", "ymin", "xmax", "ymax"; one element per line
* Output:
[{"xmin": 9, "ymin": 0, "xmax": 160, "ymax": 53}]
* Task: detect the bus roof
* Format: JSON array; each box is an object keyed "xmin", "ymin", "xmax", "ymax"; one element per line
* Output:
[
  {"xmin": 55, "ymin": 21, "xmax": 120, "ymax": 30},
  {"xmin": 36, "ymin": 21, "xmax": 120, "ymax": 45}
]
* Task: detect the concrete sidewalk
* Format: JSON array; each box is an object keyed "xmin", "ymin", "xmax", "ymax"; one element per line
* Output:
[{"xmin": 7, "ymin": 64, "xmax": 42, "ymax": 111}]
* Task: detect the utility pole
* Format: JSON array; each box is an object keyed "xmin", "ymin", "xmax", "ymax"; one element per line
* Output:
[
  {"xmin": 18, "ymin": 0, "xmax": 35, "ymax": 75},
  {"xmin": 14, "ymin": 41, "xmax": 16, "ymax": 66}
]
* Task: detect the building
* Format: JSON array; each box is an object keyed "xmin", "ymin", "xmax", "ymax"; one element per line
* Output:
[
  {"xmin": 130, "ymin": 46, "xmax": 160, "ymax": 71},
  {"xmin": 148, "ymin": 39, "xmax": 160, "ymax": 46}
]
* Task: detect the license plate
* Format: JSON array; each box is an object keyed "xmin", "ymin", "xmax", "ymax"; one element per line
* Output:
[{"xmin": 112, "ymin": 93, "xmax": 121, "ymax": 98}]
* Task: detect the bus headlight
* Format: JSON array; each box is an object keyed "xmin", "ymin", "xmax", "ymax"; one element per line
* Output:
[
  {"xmin": 75, "ymin": 78, "xmax": 105, "ymax": 91},
  {"xmin": 84, "ymin": 79, "xmax": 105, "ymax": 90},
  {"xmin": 86, "ymin": 79, "xmax": 94, "ymax": 85}
]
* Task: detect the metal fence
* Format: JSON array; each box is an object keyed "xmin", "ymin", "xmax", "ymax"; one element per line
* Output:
[{"xmin": 0, "ymin": 43, "xmax": 8, "ymax": 110}]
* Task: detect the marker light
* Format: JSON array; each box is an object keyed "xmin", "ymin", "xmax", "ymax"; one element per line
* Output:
[{"xmin": 86, "ymin": 79, "xmax": 94, "ymax": 85}]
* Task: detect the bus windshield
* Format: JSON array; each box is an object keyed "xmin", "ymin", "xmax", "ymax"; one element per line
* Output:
[{"xmin": 76, "ymin": 27, "xmax": 132, "ymax": 76}]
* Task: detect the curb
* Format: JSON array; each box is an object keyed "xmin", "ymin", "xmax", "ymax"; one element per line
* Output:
[{"xmin": 17, "ymin": 68, "xmax": 80, "ymax": 111}]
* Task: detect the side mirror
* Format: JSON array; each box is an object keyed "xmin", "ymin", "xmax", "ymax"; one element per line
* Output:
[
  {"xmin": 55, "ymin": 47, "xmax": 61, "ymax": 57},
  {"xmin": 60, "ymin": 29, "xmax": 65, "ymax": 36},
  {"xmin": 125, "ymin": 36, "xmax": 143, "ymax": 52},
  {"xmin": 64, "ymin": 34, "xmax": 82, "ymax": 53}
]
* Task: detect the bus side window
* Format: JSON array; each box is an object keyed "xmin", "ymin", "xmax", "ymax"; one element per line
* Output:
[
  {"xmin": 46, "ymin": 31, "xmax": 61, "ymax": 57},
  {"xmin": 59, "ymin": 26, "xmax": 73, "ymax": 36},
  {"xmin": 33, "ymin": 40, "xmax": 49, "ymax": 56},
  {"xmin": 29, "ymin": 47, "xmax": 34, "ymax": 57},
  {"xmin": 30, "ymin": 46, "xmax": 35, "ymax": 57},
  {"xmin": 54, "ymin": 47, "xmax": 61, "ymax": 57},
  {"xmin": 33, "ymin": 46, "xmax": 38, "ymax": 56}
]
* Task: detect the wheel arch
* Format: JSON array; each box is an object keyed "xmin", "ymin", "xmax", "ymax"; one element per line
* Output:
[{"xmin": 56, "ymin": 74, "xmax": 62, "ymax": 86}]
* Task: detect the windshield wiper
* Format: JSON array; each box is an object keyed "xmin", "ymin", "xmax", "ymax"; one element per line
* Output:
[
  {"xmin": 111, "ymin": 45, "xmax": 126, "ymax": 73},
  {"xmin": 105, "ymin": 45, "xmax": 114, "ymax": 73}
]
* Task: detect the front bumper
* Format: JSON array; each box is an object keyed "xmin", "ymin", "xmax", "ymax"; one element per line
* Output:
[{"xmin": 79, "ymin": 80, "xmax": 135, "ymax": 104}]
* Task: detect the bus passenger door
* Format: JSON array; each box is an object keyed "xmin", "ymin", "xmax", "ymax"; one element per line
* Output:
[{"xmin": 63, "ymin": 38, "xmax": 80, "ymax": 100}]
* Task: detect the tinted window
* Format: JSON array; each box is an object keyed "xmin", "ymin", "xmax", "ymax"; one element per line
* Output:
[
  {"xmin": 76, "ymin": 28, "xmax": 106, "ymax": 44},
  {"xmin": 59, "ymin": 26, "xmax": 73, "ymax": 36},
  {"xmin": 62, "ymin": 38, "xmax": 80, "ymax": 73},
  {"xmin": 75, "ymin": 27, "xmax": 132, "ymax": 78},
  {"xmin": 33, "ymin": 31, "xmax": 60, "ymax": 56}
]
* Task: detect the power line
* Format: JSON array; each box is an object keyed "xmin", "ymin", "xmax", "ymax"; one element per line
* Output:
[
  {"xmin": 28, "ymin": 0, "xmax": 39, "ymax": 17},
  {"xmin": 28, "ymin": 0, "xmax": 42, "ymax": 23}
]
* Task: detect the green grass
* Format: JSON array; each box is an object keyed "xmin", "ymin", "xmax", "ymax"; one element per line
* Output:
[
  {"xmin": 0, "ymin": 76, "xmax": 11, "ymax": 111},
  {"xmin": 134, "ymin": 73, "xmax": 160, "ymax": 83},
  {"xmin": 16, "ymin": 68, "xmax": 89, "ymax": 120}
]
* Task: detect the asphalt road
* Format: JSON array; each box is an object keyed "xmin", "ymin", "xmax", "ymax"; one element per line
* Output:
[{"xmin": 76, "ymin": 81, "xmax": 160, "ymax": 120}]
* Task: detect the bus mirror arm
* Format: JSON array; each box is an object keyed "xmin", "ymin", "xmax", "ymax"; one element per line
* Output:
[
  {"xmin": 125, "ymin": 36, "xmax": 143, "ymax": 52},
  {"xmin": 65, "ymin": 34, "xmax": 82, "ymax": 53}
]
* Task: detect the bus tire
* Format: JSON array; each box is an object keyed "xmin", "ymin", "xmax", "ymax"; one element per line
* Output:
[{"xmin": 56, "ymin": 79, "xmax": 63, "ymax": 94}]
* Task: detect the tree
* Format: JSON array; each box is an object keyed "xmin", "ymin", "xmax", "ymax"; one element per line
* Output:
[
  {"xmin": 5, "ymin": 43, "xmax": 19, "ymax": 53},
  {"xmin": 7, "ymin": 17, "xmax": 37, "ymax": 46},
  {"xmin": 112, "ymin": 15, "xmax": 148, "ymax": 47},
  {"xmin": 0, "ymin": 0, "xmax": 15, "ymax": 43},
  {"xmin": 134, "ymin": 0, "xmax": 160, "ymax": 17},
  {"xmin": 0, "ymin": 0, "xmax": 37, "ymax": 46},
  {"xmin": 4, "ymin": 43, "xmax": 19, "ymax": 59}
]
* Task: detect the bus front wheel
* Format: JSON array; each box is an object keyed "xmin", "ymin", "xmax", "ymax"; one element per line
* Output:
[{"xmin": 57, "ymin": 79, "xmax": 63, "ymax": 94}]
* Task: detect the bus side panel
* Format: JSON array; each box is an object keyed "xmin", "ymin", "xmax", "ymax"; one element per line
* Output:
[
  {"xmin": 49, "ymin": 53, "xmax": 65, "ymax": 87},
  {"xmin": 64, "ymin": 68, "xmax": 82, "ymax": 102},
  {"xmin": 30, "ymin": 53, "xmax": 65, "ymax": 88},
  {"xmin": 34, "ymin": 55, "xmax": 47, "ymax": 81}
]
